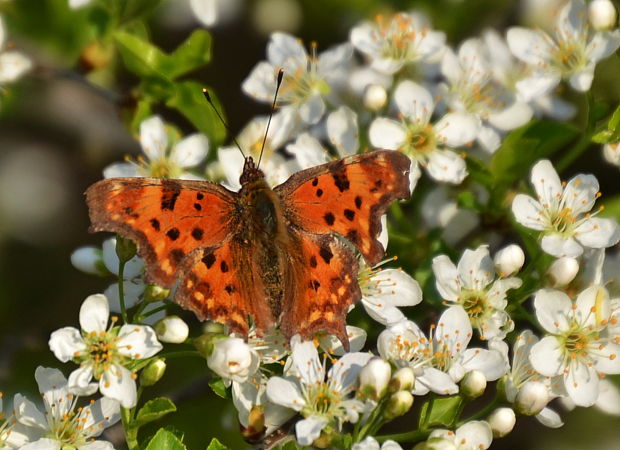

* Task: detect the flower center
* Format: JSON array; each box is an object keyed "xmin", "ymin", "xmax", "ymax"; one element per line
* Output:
[
  {"xmin": 82, "ymin": 330, "xmax": 123, "ymax": 379},
  {"xmin": 145, "ymin": 157, "xmax": 182, "ymax": 179},
  {"xmin": 560, "ymin": 322, "xmax": 597, "ymax": 361},
  {"xmin": 459, "ymin": 290, "xmax": 488, "ymax": 320},
  {"xmin": 404, "ymin": 123, "xmax": 437, "ymax": 161},
  {"xmin": 303, "ymin": 381, "xmax": 343, "ymax": 419},
  {"xmin": 279, "ymin": 47, "xmax": 329, "ymax": 108},
  {"xmin": 551, "ymin": 38, "xmax": 587, "ymax": 76},
  {"xmin": 376, "ymin": 13, "xmax": 425, "ymax": 63},
  {"xmin": 43, "ymin": 395, "xmax": 88, "ymax": 447}
]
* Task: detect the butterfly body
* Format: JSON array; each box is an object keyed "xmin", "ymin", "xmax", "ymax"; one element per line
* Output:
[{"xmin": 86, "ymin": 150, "xmax": 411, "ymax": 349}]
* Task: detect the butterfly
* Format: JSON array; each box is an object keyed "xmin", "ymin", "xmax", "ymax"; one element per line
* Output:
[{"xmin": 86, "ymin": 150, "xmax": 410, "ymax": 349}]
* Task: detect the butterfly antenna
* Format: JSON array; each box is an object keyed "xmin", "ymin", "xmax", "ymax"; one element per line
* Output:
[
  {"xmin": 202, "ymin": 88, "xmax": 246, "ymax": 158},
  {"xmin": 257, "ymin": 68, "xmax": 284, "ymax": 168}
]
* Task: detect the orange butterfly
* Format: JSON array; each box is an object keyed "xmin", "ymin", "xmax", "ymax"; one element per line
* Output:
[{"xmin": 86, "ymin": 150, "xmax": 410, "ymax": 350}]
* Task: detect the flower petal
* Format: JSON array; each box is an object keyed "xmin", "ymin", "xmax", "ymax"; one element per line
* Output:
[
  {"xmin": 531, "ymin": 159, "xmax": 562, "ymax": 206},
  {"xmin": 426, "ymin": 149, "xmax": 468, "ymax": 184},
  {"xmin": 49, "ymin": 327, "xmax": 85, "ymax": 362},
  {"xmin": 100, "ymin": 364, "xmax": 137, "ymax": 408},
  {"xmin": 79, "ymin": 294, "xmax": 110, "ymax": 333},
  {"xmin": 266, "ymin": 376, "xmax": 304, "ymax": 411},
  {"xmin": 139, "ymin": 116, "xmax": 168, "ymax": 161},
  {"xmin": 432, "ymin": 254, "xmax": 460, "ymax": 301},
  {"xmin": 435, "ymin": 112, "xmax": 479, "ymax": 147},
  {"xmin": 456, "ymin": 420, "xmax": 493, "ymax": 449},
  {"xmin": 530, "ymin": 336, "xmax": 564, "ymax": 377},
  {"xmin": 535, "ymin": 407, "xmax": 564, "ymax": 428},
  {"xmin": 461, "ymin": 348, "xmax": 508, "ymax": 381},
  {"xmin": 533, "ymin": 288, "xmax": 572, "ymax": 333},
  {"xmin": 291, "ymin": 338, "xmax": 324, "ymax": 385},
  {"xmin": 369, "ymin": 118, "xmax": 406, "ymax": 150},
  {"xmin": 457, "ymin": 245, "xmax": 494, "ymax": 291},
  {"xmin": 565, "ymin": 361, "xmax": 599, "ymax": 407},
  {"xmin": 541, "ymin": 234, "xmax": 584, "ymax": 257},
  {"xmin": 170, "ymin": 133, "xmax": 209, "ymax": 168},
  {"xmin": 575, "ymin": 217, "xmax": 620, "ymax": 249},
  {"xmin": 329, "ymin": 352, "xmax": 374, "ymax": 394},
  {"xmin": 327, "ymin": 106, "xmax": 359, "ymax": 156},
  {"xmin": 67, "ymin": 366, "xmax": 98, "ymax": 396},
  {"xmin": 13, "ymin": 393, "xmax": 47, "ymax": 429},
  {"xmin": 295, "ymin": 416, "xmax": 328, "ymax": 446},
  {"xmin": 393, "ymin": 80, "xmax": 433, "ymax": 123},
  {"xmin": 117, "ymin": 324, "xmax": 163, "ymax": 359}
]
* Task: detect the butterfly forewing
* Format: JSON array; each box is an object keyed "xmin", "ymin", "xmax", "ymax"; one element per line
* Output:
[
  {"xmin": 275, "ymin": 150, "xmax": 411, "ymax": 266},
  {"xmin": 86, "ymin": 178, "xmax": 237, "ymax": 287}
]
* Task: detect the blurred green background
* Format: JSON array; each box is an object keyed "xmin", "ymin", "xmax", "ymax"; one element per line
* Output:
[{"xmin": 0, "ymin": 0, "xmax": 619, "ymax": 448}]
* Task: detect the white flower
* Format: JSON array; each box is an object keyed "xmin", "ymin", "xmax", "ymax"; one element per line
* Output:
[
  {"xmin": 13, "ymin": 367, "xmax": 120, "ymax": 449},
  {"xmin": 189, "ymin": 0, "xmax": 242, "ymax": 27},
  {"xmin": 378, "ymin": 307, "xmax": 507, "ymax": 396},
  {"xmin": 495, "ymin": 330, "xmax": 562, "ymax": 427},
  {"xmin": 317, "ymin": 325, "xmax": 367, "ymax": 357},
  {"xmin": 439, "ymin": 38, "xmax": 532, "ymax": 153},
  {"xmin": 432, "ymin": 245, "xmax": 521, "ymax": 340},
  {"xmin": 530, "ymin": 286, "xmax": 620, "ymax": 406},
  {"xmin": 0, "ymin": 16, "xmax": 32, "ymax": 85},
  {"xmin": 231, "ymin": 373, "xmax": 295, "ymax": 437},
  {"xmin": 512, "ymin": 159, "xmax": 620, "ymax": 257},
  {"xmin": 481, "ymin": 29, "xmax": 575, "ymax": 121},
  {"xmin": 48, "ymin": 294, "xmax": 163, "ymax": 408},
  {"xmin": 243, "ymin": 32, "xmax": 352, "ymax": 124},
  {"xmin": 421, "ymin": 186, "xmax": 480, "ymax": 246},
  {"xmin": 0, "ymin": 394, "xmax": 36, "ymax": 449},
  {"xmin": 507, "ymin": 0, "xmax": 620, "ymax": 98},
  {"xmin": 266, "ymin": 337, "xmax": 373, "ymax": 446},
  {"xmin": 358, "ymin": 357, "xmax": 392, "ymax": 400},
  {"xmin": 427, "ymin": 420, "xmax": 493, "ymax": 450},
  {"xmin": 603, "ymin": 141, "xmax": 620, "ymax": 167},
  {"xmin": 547, "ymin": 256, "xmax": 580, "ymax": 287},
  {"xmin": 369, "ymin": 80, "xmax": 475, "ymax": 184},
  {"xmin": 286, "ymin": 106, "xmax": 360, "ymax": 170},
  {"xmin": 350, "ymin": 12, "xmax": 446, "ymax": 74},
  {"xmin": 218, "ymin": 111, "xmax": 298, "ymax": 190},
  {"xmin": 352, "ymin": 436, "xmax": 402, "ymax": 450},
  {"xmin": 104, "ymin": 115, "xmax": 209, "ymax": 179},
  {"xmin": 358, "ymin": 262, "xmax": 423, "ymax": 326},
  {"xmin": 207, "ymin": 337, "xmax": 260, "ymax": 385}
]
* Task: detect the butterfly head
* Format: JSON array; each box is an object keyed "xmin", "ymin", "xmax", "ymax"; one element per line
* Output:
[{"xmin": 239, "ymin": 156, "xmax": 266, "ymax": 186}]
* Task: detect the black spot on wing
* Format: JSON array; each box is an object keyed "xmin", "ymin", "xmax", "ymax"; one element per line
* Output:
[
  {"xmin": 194, "ymin": 203, "xmax": 202, "ymax": 211},
  {"xmin": 344, "ymin": 209, "xmax": 355, "ymax": 221},
  {"xmin": 332, "ymin": 170, "xmax": 350, "ymax": 192},
  {"xmin": 150, "ymin": 218, "xmax": 160, "ymax": 231},
  {"xmin": 220, "ymin": 261, "xmax": 229, "ymax": 273},
  {"xmin": 355, "ymin": 196, "xmax": 362, "ymax": 209},
  {"xmin": 202, "ymin": 252, "xmax": 216, "ymax": 269},
  {"xmin": 309, "ymin": 255, "xmax": 317, "ymax": 268},
  {"xmin": 319, "ymin": 247, "xmax": 333, "ymax": 264},
  {"xmin": 324, "ymin": 212, "xmax": 335, "ymax": 226},
  {"xmin": 166, "ymin": 228, "xmax": 180, "ymax": 240},
  {"xmin": 191, "ymin": 228, "xmax": 204, "ymax": 240}
]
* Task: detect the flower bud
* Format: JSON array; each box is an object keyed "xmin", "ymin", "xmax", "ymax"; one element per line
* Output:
[
  {"xmin": 487, "ymin": 407, "xmax": 516, "ymax": 438},
  {"xmin": 359, "ymin": 357, "xmax": 391, "ymax": 400},
  {"xmin": 460, "ymin": 370, "xmax": 487, "ymax": 399},
  {"xmin": 71, "ymin": 246, "xmax": 108, "ymax": 276},
  {"xmin": 143, "ymin": 284, "xmax": 170, "ymax": 303},
  {"xmin": 515, "ymin": 381, "xmax": 549, "ymax": 416},
  {"xmin": 115, "ymin": 235, "xmax": 137, "ymax": 263},
  {"xmin": 363, "ymin": 84, "xmax": 387, "ymax": 111},
  {"xmin": 546, "ymin": 257, "xmax": 579, "ymax": 287},
  {"xmin": 589, "ymin": 0, "xmax": 618, "ymax": 30},
  {"xmin": 139, "ymin": 358, "xmax": 167, "ymax": 386},
  {"xmin": 241, "ymin": 404, "xmax": 265, "ymax": 442},
  {"xmin": 207, "ymin": 337, "xmax": 260, "ymax": 383},
  {"xmin": 383, "ymin": 390, "xmax": 414, "ymax": 419},
  {"xmin": 603, "ymin": 142, "xmax": 620, "ymax": 167},
  {"xmin": 494, "ymin": 244, "xmax": 525, "ymax": 276},
  {"xmin": 194, "ymin": 332, "xmax": 227, "ymax": 358},
  {"xmin": 389, "ymin": 367, "xmax": 415, "ymax": 393},
  {"xmin": 155, "ymin": 316, "xmax": 189, "ymax": 343}
]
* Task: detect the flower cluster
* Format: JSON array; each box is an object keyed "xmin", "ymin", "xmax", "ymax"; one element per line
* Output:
[{"xmin": 3, "ymin": 0, "xmax": 620, "ymax": 449}]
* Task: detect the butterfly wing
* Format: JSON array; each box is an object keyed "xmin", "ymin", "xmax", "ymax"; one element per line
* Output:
[
  {"xmin": 275, "ymin": 150, "xmax": 411, "ymax": 266},
  {"xmin": 280, "ymin": 232, "xmax": 360, "ymax": 349},
  {"xmin": 86, "ymin": 178, "xmax": 236, "ymax": 287},
  {"xmin": 175, "ymin": 239, "xmax": 275, "ymax": 337}
]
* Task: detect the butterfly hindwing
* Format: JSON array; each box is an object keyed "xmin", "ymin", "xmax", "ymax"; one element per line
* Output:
[
  {"xmin": 275, "ymin": 150, "xmax": 411, "ymax": 266},
  {"xmin": 175, "ymin": 239, "xmax": 275, "ymax": 337},
  {"xmin": 86, "ymin": 178, "xmax": 236, "ymax": 287},
  {"xmin": 281, "ymin": 232, "xmax": 360, "ymax": 348}
]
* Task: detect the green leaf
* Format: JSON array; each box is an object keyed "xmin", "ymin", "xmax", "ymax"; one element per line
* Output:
[
  {"xmin": 592, "ymin": 104, "xmax": 620, "ymax": 143},
  {"xmin": 114, "ymin": 30, "xmax": 170, "ymax": 80},
  {"xmin": 134, "ymin": 397, "xmax": 177, "ymax": 428},
  {"xmin": 419, "ymin": 395, "xmax": 462, "ymax": 428},
  {"xmin": 145, "ymin": 428, "xmax": 187, "ymax": 450},
  {"xmin": 490, "ymin": 120, "xmax": 579, "ymax": 186},
  {"xmin": 206, "ymin": 437, "xmax": 231, "ymax": 450},
  {"xmin": 600, "ymin": 194, "xmax": 620, "ymax": 219},
  {"xmin": 166, "ymin": 81, "xmax": 227, "ymax": 145},
  {"xmin": 167, "ymin": 30, "xmax": 212, "ymax": 79},
  {"xmin": 208, "ymin": 378, "xmax": 229, "ymax": 399}
]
